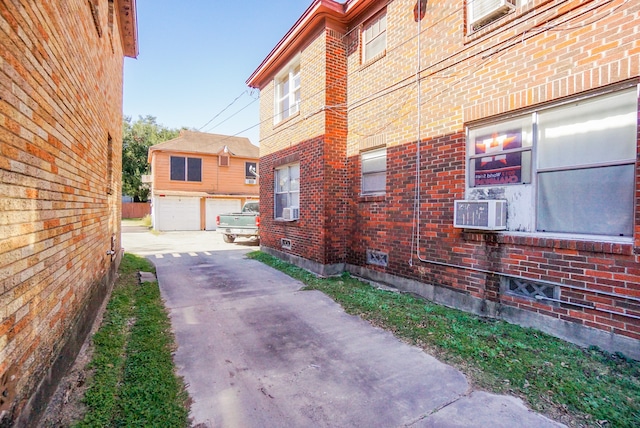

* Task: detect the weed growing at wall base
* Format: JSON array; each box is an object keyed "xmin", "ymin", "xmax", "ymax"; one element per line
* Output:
[{"xmin": 247, "ymin": 251, "xmax": 640, "ymax": 428}]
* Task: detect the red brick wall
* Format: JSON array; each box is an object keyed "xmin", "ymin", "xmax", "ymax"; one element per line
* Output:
[
  {"xmin": 0, "ymin": 0, "xmax": 128, "ymax": 423},
  {"xmin": 260, "ymin": 137, "xmax": 328, "ymax": 265},
  {"xmin": 322, "ymin": 28, "xmax": 348, "ymax": 265},
  {"xmin": 259, "ymin": 27, "xmax": 349, "ymax": 269},
  {"xmin": 347, "ymin": 130, "xmax": 640, "ymax": 345},
  {"xmin": 255, "ymin": 0, "xmax": 640, "ymax": 355}
]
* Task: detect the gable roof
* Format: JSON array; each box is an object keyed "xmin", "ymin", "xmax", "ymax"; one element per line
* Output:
[{"xmin": 149, "ymin": 130, "xmax": 259, "ymax": 159}]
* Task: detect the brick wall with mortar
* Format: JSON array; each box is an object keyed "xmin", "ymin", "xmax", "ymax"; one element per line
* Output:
[
  {"xmin": 259, "ymin": 26, "xmax": 349, "ymax": 270},
  {"xmin": 344, "ymin": 0, "xmax": 640, "ymax": 355},
  {"xmin": 254, "ymin": 0, "xmax": 639, "ymax": 357},
  {"xmin": 258, "ymin": 27, "xmax": 329, "ymax": 158},
  {"xmin": 0, "ymin": 0, "xmax": 130, "ymax": 424}
]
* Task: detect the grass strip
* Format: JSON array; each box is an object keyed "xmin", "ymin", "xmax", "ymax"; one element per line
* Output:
[
  {"xmin": 247, "ymin": 251, "xmax": 640, "ymax": 427},
  {"xmin": 76, "ymin": 253, "xmax": 189, "ymax": 427}
]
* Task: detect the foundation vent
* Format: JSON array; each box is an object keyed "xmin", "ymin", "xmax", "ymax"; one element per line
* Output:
[{"xmin": 366, "ymin": 250, "xmax": 388, "ymax": 267}]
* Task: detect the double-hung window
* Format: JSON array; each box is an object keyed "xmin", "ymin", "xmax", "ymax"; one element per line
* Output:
[
  {"xmin": 536, "ymin": 90, "xmax": 636, "ymax": 236},
  {"xmin": 363, "ymin": 11, "xmax": 387, "ymax": 63},
  {"xmin": 275, "ymin": 163, "xmax": 300, "ymax": 219},
  {"xmin": 275, "ymin": 60, "xmax": 300, "ymax": 124},
  {"xmin": 467, "ymin": 87, "xmax": 637, "ymax": 237},
  {"xmin": 170, "ymin": 156, "xmax": 202, "ymax": 182},
  {"xmin": 361, "ymin": 148, "xmax": 386, "ymax": 195}
]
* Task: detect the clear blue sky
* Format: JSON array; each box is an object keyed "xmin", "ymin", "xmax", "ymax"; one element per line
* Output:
[{"xmin": 123, "ymin": 0, "xmax": 313, "ymax": 146}]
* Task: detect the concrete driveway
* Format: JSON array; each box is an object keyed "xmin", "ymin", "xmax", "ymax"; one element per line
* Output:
[{"xmin": 122, "ymin": 224, "xmax": 564, "ymax": 428}]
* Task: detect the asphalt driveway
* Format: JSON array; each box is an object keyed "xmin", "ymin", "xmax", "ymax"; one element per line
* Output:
[{"xmin": 121, "ymin": 224, "xmax": 563, "ymax": 428}]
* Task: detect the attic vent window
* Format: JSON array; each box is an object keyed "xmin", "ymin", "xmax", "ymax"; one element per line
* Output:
[{"xmin": 219, "ymin": 155, "xmax": 229, "ymax": 167}]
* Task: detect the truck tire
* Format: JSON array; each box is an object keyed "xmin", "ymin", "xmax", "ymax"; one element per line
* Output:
[{"xmin": 223, "ymin": 234, "xmax": 235, "ymax": 243}]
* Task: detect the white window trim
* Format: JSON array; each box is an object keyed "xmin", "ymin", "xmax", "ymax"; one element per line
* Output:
[
  {"xmin": 274, "ymin": 163, "xmax": 300, "ymax": 219},
  {"xmin": 465, "ymin": 86, "xmax": 638, "ymax": 239},
  {"xmin": 274, "ymin": 56, "xmax": 301, "ymax": 124},
  {"xmin": 361, "ymin": 147, "xmax": 387, "ymax": 196},
  {"xmin": 362, "ymin": 11, "xmax": 387, "ymax": 63}
]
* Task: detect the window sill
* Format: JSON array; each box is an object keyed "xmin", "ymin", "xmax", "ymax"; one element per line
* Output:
[
  {"xmin": 462, "ymin": 231, "xmax": 635, "ymax": 256},
  {"xmin": 358, "ymin": 194, "xmax": 386, "ymax": 203},
  {"xmin": 274, "ymin": 218, "xmax": 299, "ymax": 224},
  {"xmin": 359, "ymin": 50, "xmax": 386, "ymax": 71}
]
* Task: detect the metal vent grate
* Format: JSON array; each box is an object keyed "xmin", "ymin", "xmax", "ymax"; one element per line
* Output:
[
  {"xmin": 281, "ymin": 238, "xmax": 292, "ymax": 250},
  {"xmin": 503, "ymin": 277, "xmax": 557, "ymax": 299},
  {"xmin": 366, "ymin": 250, "xmax": 388, "ymax": 267}
]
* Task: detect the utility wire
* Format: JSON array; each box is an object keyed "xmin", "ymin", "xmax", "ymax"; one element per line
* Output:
[
  {"xmin": 197, "ymin": 90, "xmax": 248, "ymax": 131},
  {"xmin": 203, "ymin": 97, "xmax": 260, "ymax": 133},
  {"xmin": 218, "ymin": 0, "xmax": 627, "ymax": 142}
]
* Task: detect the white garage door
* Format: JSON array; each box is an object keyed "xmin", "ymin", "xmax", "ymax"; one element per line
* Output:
[
  {"xmin": 205, "ymin": 198, "xmax": 242, "ymax": 230},
  {"xmin": 153, "ymin": 196, "xmax": 201, "ymax": 231}
]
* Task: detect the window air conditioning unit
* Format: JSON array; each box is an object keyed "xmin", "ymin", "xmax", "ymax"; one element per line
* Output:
[
  {"xmin": 245, "ymin": 178, "xmax": 256, "ymax": 185},
  {"xmin": 468, "ymin": 0, "xmax": 515, "ymax": 31},
  {"xmin": 454, "ymin": 200, "xmax": 507, "ymax": 230},
  {"xmin": 282, "ymin": 207, "xmax": 300, "ymax": 221}
]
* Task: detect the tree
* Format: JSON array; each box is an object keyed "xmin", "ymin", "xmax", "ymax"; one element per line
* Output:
[{"xmin": 122, "ymin": 115, "xmax": 181, "ymax": 201}]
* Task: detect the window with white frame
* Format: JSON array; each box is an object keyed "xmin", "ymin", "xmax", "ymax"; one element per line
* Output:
[
  {"xmin": 361, "ymin": 148, "xmax": 386, "ymax": 195},
  {"xmin": 275, "ymin": 163, "xmax": 300, "ymax": 219},
  {"xmin": 363, "ymin": 11, "xmax": 386, "ymax": 63},
  {"xmin": 275, "ymin": 59, "xmax": 300, "ymax": 124},
  {"xmin": 467, "ymin": 87, "xmax": 637, "ymax": 237}
]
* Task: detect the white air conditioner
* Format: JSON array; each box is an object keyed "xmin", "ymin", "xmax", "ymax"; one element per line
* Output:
[
  {"xmin": 282, "ymin": 206, "xmax": 300, "ymax": 221},
  {"xmin": 245, "ymin": 178, "xmax": 256, "ymax": 185},
  {"xmin": 454, "ymin": 200, "xmax": 507, "ymax": 230},
  {"xmin": 468, "ymin": 0, "xmax": 515, "ymax": 31}
]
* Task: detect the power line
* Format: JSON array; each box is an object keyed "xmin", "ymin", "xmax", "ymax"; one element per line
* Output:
[
  {"xmin": 218, "ymin": 0, "xmax": 628, "ymax": 143},
  {"xmin": 197, "ymin": 90, "xmax": 248, "ymax": 131},
  {"xmin": 203, "ymin": 97, "xmax": 260, "ymax": 133}
]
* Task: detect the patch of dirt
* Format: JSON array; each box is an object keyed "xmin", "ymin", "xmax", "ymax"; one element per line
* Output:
[
  {"xmin": 37, "ymin": 343, "xmax": 94, "ymax": 428},
  {"xmin": 37, "ymin": 291, "xmax": 110, "ymax": 428}
]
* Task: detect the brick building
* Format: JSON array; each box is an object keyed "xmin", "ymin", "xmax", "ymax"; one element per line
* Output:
[
  {"xmin": 0, "ymin": 0, "xmax": 137, "ymax": 425},
  {"xmin": 247, "ymin": 0, "xmax": 640, "ymax": 359}
]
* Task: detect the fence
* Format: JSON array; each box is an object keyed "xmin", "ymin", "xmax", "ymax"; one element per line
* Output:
[{"xmin": 122, "ymin": 202, "xmax": 151, "ymax": 219}]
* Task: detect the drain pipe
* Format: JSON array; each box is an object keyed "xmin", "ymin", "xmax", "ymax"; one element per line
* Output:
[{"xmin": 409, "ymin": 0, "xmax": 423, "ymax": 268}]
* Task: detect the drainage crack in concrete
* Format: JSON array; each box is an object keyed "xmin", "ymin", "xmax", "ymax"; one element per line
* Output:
[{"xmin": 402, "ymin": 389, "xmax": 473, "ymax": 427}]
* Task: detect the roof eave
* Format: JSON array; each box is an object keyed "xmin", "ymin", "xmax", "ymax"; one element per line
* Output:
[
  {"xmin": 246, "ymin": 0, "xmax": 347, "ymax": 89},
  {"xmin": 116, "ymin": 0, "xmax": 139, "ymax": 58},
  {"xmin": 246, "ymin": 0, "xmax": 380, "ymax": 89}
]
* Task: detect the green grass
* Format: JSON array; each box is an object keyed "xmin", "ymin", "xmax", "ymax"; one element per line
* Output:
[
  {"xmin": 75, "ymin": 253, "xmax": 189, "ymax": 427},
  {"xmin": 247, "ymin": 251, "xmax": 640, "ymax": 427}
]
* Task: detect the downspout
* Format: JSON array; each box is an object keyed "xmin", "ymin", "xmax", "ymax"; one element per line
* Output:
[{"xmin": 409, "ymin": 0, "xmax": 423, "ymax": 267}]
